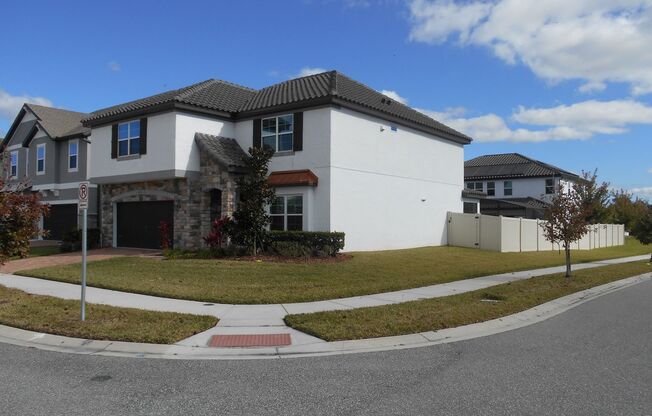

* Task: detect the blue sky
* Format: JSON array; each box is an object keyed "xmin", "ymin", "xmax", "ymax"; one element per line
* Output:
[{"xmin": 1, "ymin": 0, "xmax": 650, "ymax": 198}]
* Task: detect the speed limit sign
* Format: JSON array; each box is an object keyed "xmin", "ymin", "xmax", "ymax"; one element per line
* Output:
[{"xmin": 78, "ymin": 181, "xmax": 90, "ymax": 210}]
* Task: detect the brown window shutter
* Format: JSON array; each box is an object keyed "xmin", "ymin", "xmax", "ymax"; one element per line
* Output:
[
  {"xmin": 139, "ymin": 118, "xmax": 148, "ymax": 155},
  {"xmin": 293, "ymin": 112, "xmax": 303, "ymax": 151},
  {"xmin": 253, "ymin": 118, "xmax": 261, "ymax": 149},
  {"xmin": 111, "ymin": 124, "xmax": 118, "ymax": 159}
]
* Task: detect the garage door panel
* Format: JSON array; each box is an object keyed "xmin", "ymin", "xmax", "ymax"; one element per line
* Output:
[
  {"xmin": 117, "ymin": 201, "xmax": 174, "ymax": 249},
  {"xmin": 43, "ymin": 204, "xmax": 78, "ymax": 240}
]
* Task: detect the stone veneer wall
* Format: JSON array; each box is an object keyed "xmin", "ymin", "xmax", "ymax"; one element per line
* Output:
[{"xmin": 100, "ymin": 156, "xmax": 239, "ymax": 250}]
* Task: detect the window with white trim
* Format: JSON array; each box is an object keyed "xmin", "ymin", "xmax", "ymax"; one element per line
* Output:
[
  {"xmin": 9, "ymin": 151, "xmax": 18, "ymax": 178},
  {"xmin": 262, "ymin": 114, "xmax": 293, "ymax": 153},
  {"xmin": 118, "ymin": 120, "xmax": 140, "ymax": 157},
  {"xmin": 504, "ymin": 180, "xmax": 513, "ymax": 196},
  {"xmin": 466, "ymin": 182, "xmax": 483, "ymax": 192},
  {"xmin": 270, "ymin": 195, "xmax": 303, "ymax": 231},
  {"xmin": 68, "ymin": 140, "xmax": 78, "ymax": 172},
  {"xmin": 545, "ymin": 178, "xmax": 555, "ymax": 194},
  {"xmin": 36, "ymin": 144, "xmax": 46, "ymax": 174},
  {"xmin": 486, "ymin": 181, "xmax": 495, "ymax": 196}
]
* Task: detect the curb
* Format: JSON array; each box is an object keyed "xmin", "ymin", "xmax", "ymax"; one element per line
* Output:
[{"xmin": 1, "ymin": 272, "xmax": 650, "ymax": 360}]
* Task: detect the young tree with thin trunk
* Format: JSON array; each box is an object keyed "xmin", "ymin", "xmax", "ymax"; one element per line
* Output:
[
  {"xmin": 229, "ymin": 147, "xmax": 275, "ymax": 256},
  {"xmin": 630, "ymin": 205, "xmax": 652, "ymax": 263},
  {"xmin": 541, "ymin": 186, "xmax": 590, "ymax": 278},
  {"xmin": 0, "ymin": 150, "xmax": 50, "ymax": 264},
  {"xmin": 574, "ymin": 169, "xmax": 610, "ymax": 224}
]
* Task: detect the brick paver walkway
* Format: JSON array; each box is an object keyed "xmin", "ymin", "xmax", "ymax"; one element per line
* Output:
[{"xmin": 0, "ymin": 248, "xmax": 159, "ymax": 274}]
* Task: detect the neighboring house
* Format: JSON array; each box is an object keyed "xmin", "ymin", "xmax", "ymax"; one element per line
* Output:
[
  {"xmin": 464, "ymin": 153, "xmax": 581, "ymax": 219},
  {"xmin": 1, "ymin": 104, "xmax": 96, "ymax": 240},
  {"xmin": 82, "ymin": 71, "xmax": 472, "ymax": 251}
]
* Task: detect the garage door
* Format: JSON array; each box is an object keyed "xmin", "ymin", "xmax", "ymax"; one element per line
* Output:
[
  {"xmin": 43, "ymin": 204, "xmax": 78, "ymax": 240},
  {"xmin": 116, "ymin": 201, "xmax": 174, "ymax": 249}
]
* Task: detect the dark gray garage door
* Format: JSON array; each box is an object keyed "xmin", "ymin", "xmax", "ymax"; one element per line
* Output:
[
  {"xmin": 116, "ymin": 201, "xmax": 174, "ymax": 249},
  {"xmin": 43, "ymin": 204, "xmax": 78, "ymax": 240}
]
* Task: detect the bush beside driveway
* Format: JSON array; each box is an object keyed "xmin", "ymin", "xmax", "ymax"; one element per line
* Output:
[{"xmin": 16, "ymin": 238, "xmax": 650, "ymax": 304}]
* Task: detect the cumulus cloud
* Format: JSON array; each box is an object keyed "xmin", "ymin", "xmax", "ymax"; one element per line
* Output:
[
  {"xmin": 108, "ymin": 61, "xmax": 121, "ymax": 72},
  {"xmin": 379, "ymin": 90, "xmax": 408, "ymax": 104},
  {"xmin": 408, "ymin": 0, "xmax": 652, "ymax": 94},
  {"xmin": 629, "ymin": 186, "xmax": 652, "ymax": 197},
  {"xmin": 648, "ymin": 168, "xmax": 652, "ymax": 173},
  {"xmin": 418, "ymin": 99, "xmax": 652, "ymax": 142},
  {"xmin": 296, "ymin": 67, "xmax": 328, "ymax": 78},
  {"xmin": 0, "ymin": 89, "xmax": 53, "ymax": 121}
]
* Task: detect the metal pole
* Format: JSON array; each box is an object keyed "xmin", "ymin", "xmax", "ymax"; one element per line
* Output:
[{"xmin": 81, "ymin": 208, "xmax": 87, "ymax": 321}]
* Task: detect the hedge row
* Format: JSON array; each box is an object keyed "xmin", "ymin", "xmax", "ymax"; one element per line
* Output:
[{"xmin": 265, "ymin": 231, "xmax": 345, "ymax": 257}]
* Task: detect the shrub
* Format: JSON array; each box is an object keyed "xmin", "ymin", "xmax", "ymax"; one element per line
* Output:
[
  {"xmin": 60, "ymin": 228, "xmax": 101, "ymax": 253},
  {"xmin": 268, "ymin": 241, "xmax": 312, "ymax": 258},
  {"xmin": 264, "ymin": 231, "xmax": 345, "ymax": 257},
  {"xmin": 203, "ymin": 216, "xmax": 233, "ymax": 248}
]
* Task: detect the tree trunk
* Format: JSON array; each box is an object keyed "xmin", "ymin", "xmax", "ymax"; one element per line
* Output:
[
  {"xmin": 565, "ymin": 246, "xmax": 572, "ymax": 278},
  {"xmin": 649, "ymin": 252, "xmax": 651, "ymax": 263}
]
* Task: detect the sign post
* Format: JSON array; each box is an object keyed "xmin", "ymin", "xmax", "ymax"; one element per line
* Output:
[{"xmin": 78, "ymin": 181, "xmax": 90, "ymax": 321}]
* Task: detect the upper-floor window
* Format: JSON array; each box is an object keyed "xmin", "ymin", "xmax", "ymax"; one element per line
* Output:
[
  {"xmin": 118, "ymin": 120, "xmax": 140, "ymax": 157},
  {"xmin": 504, "ymin": 180, "xmax": 513, "ymax": 196},
  {"xmin": 466, "ymin": 182, "xmax": 483, "ymax": 192},
  {"xmin": 486, "ymin": 181, "xmax": 495, "ymax": 196},
  {"xmin": 68, "ymin": 140, "xmax": 78, "ymax": 172},
  {"xmin": 545, "ymin": 178, "xmax": 555, "ymax": 194},
  {"xmin": 270, "ymin": 195, "xmax": 303, "ymax": 231},
  {"xmin": 36, "ymin": 144, "xmax": 46, "ymax": 175},
  {"xmin": 262, "ymin": 114, "xmax": 293, "ymax": 153},
  {"xmin": 9, "ymin": 151, "xmax": 18, "ymax": 178}
]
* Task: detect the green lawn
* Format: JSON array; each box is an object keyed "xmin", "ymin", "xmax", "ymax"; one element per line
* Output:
[
  {"xmin": 17, "ymin": 237, "xmax": 650, "ymax": 304},
  {"xmin": 0, "ymin": 285, "xmax": 217, "ymax": 344},
  {"xmin": 10, "ymin": 245, "xmax": 61, "ymax": 260},
  {"xmin": 285, "ymin": 261, "xmax": 652, "ymax": 341}
]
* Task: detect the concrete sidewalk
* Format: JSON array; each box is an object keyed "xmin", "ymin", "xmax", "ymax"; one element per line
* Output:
[
  {"xmin": 0, "ymin": 273, "xmax": 649, "ymax": 359},
  {"xmin": 0, "ymin": 254, "xmax": 648, "ymax": 348}
]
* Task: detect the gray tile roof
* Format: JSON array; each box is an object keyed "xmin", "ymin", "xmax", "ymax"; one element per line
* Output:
[
  {"xmin": 26, "ymin": 104, "xmax": 90, "ymax": 139},
  {"xmin": 81, "ymin": 71, "xmax": 471, "ymax": 144},
  {"xmin": 465, "ymin": 153, "xmax": 580, "ymax": 180},
  {"xmin": 462, "ymin": 189, "xmax": 487, "ymax": 199},
  {"xmin": 84, "ymin": 79, "xmax": 256, "ymax": 123},
  {"xmin": 194, "ymin": 133, "xmax": 249, "ymax": 172}
]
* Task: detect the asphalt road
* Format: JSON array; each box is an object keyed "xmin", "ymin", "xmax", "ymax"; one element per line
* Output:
[{"xmin": 1, "ymin": 280, "xmax": 650, "ymax": 416}]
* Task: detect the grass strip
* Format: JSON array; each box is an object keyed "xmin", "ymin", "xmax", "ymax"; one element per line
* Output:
[
  {"xmin": 284, "ymin": 261, "xmax": 652, "ymax": 341},
  {"xmin": 0, "ymin": 285, "xmax": 217, "ymax": 344},
  {"xmin": 17, "ymin": 238, "xmax": 650, "ymax": 304}
]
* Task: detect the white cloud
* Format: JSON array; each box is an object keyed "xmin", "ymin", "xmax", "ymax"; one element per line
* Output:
[
  {"xmin": 296, "ymin": 67, "xmax": 328, "ymax": 78},
  {"xmin": 418, "ymin": 99, "xmax": 652, "ymax": 142},
  {"xmin": 629, "ymin": 186, "xmax": 652, "ymax": 197},
  {"xmin": 408, "ymin": 0, "xmax": 652, "ymax": 95},
  {"xmin": 0, "ymin": 89, "xmax": 52, "ymax": 121},
  {"xmin": 108, "ymin": 61, "xmax": 121, "ymax": 72},
  {"xmin": 648, "ymin": 168, "xmax": 652, "ymax": 174},
  {"xmin": 379, "ymin": 90, "xmax": 408, "ymax": 104}
]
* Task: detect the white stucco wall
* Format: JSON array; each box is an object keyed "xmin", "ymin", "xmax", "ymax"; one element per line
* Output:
[
  {"xmin": 329, "ymin": 107, "xmax": 464, "ymax": 251},
  {"xmin": 175, "ymin": 113, "xmax": 235, "ymax": 172},
  {"xmin": 89, "ymin": 112, "xmax": 177, "ymax": 182}
]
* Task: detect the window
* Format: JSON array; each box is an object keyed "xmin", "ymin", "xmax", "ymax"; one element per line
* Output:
[
  {"xmin": 463, "ymin": 202, "xmax": 478, "ymax": 214},
  {"xmin": 9, "ymin": 151, "xmax": 18, "ymax": 178},
  {"xmin": 486, "ymin": 182, "xmax": 495, "ymax": 196},
  {"xmin": 68, "ymin": 140, "xmax": 78, "ymax": 172},
  {"xmin": 545, "ymin": 178, "xmax": 555, "ymax": 194},
  {"xmin": 465, "ymin": 182, "xmax": 483, "ymax": 192},
  {"xmin": 262, "ymin": 114, "xmax": 293, "ymax": 153},
  {"xmin": 118, "ymin": 120, "xmax": 140, "ymax": 157},
  {"xmin": 36, "ymin": 144, "xmax": 46, "ymax": 174},
  {"xmin": 270, "ymin": 195, "xmax": 303, "ymax": 231},
  {"xmin": 504, "ymin": 180, "xmax": 513, "ymax": 196}
]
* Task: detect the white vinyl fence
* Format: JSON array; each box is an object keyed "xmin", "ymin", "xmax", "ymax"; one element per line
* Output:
[{"xmin": 447, "ymin": 212, "xmax": 625, "ymax": 253}]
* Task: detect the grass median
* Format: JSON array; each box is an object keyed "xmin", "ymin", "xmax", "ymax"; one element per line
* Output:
[
  {"xmin": 285, "ymin": 261, "xmax": 652, "ymax": 341},
  {"xmin": 17, "ymin": 237, "xmax": 650, "ymax": 304},
  {"xmin": 0, "ymin": 285, "xmax": 217, "ymax": 344}
]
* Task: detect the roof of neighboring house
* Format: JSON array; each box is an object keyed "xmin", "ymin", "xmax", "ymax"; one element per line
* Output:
[
  {"xmin": 84, "ymin": 79, "xmax": 257, "ymax": 124},
  {"xmin": 267, "ymin": 170, "xmax": 319, "ymax": 187},
  {"xmin": 194, "ymin": 133, "xmax": 249, "ymax": 172},
  {"xmin": 2, "ymin": 104, "xmax": 90, "ymax": 148},
  {"xmin": 482, "ymin": 197, "xmax": 550, "ymax": 210},
  {"xmin": 465, "ymin": 153, "xmax": 580, "ymax": 181},
  {"xmin": 82, "ymin": 71, "xmax": 472, "ymax": 145},
  {"xmin": 462, "ymin": 189, "xmax": 487, "ymax": 199}
]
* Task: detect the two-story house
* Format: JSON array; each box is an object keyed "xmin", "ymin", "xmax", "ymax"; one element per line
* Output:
[
  {"xmin": 2, "ymin": 104, "xmax": 97, "ymax": 240},
  {"xmin": 464, "ymin": 153, "xmax": 581, "ymax": 219},
  {"xmin": 82, "ymin": 71, "xmax": 472, "ymax": 251}
]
